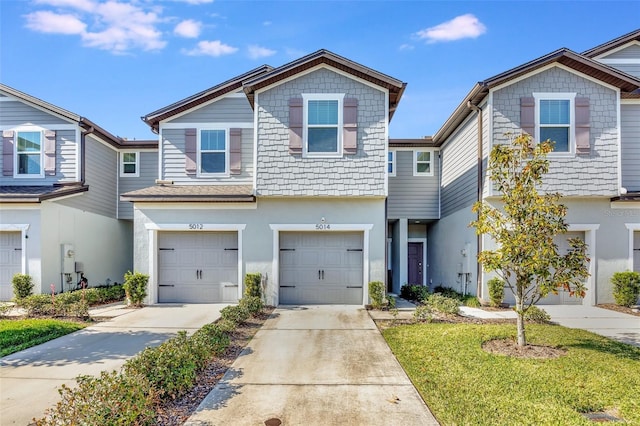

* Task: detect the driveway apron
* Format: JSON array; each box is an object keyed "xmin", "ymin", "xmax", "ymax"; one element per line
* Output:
[
  {"xmin": 0, "ymin": 304, "xmax": 227, "ymax": 425},
  {"xmin": 186, "ymin": 305, "xmax": 439, "ymax": 426}
]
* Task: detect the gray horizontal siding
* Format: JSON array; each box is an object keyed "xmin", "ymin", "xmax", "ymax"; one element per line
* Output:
[
  {"xmin": 621, "ymin": 104, "xmax": 640, "ymax": 192},
  {"xmin": 118, "ymin": 151, "xmax": 158, "ymax": 219},
  {"xmin": 0, "ymin": 101, "xmax": 70, "ymax": 126},
  {"xmin": 608, "ymin": 64, "xmax": 640, "ymax": 79},
  {"xmin": 600, "ymin": 44, "xmax": 640, "ymax": 60},
  {"xmin": 387, "ymin": 150, "xmax": 439, "ymax": 219},
  {"xmin": 161, "ymin": 127, "xmax": 253, "ymax": 183},
  {"xmin": 0, "ymin": 129, "xmax": 78, "ymax": 185},
  {"xmin": 57, "ymin": 135, "xmax": 117, "ymax": 218},
  {"xmin": 168, "ymin": 97, "xmax": 253, "ymax": 124},
  {"xmin": 440, "ymin": 114, "xmax": 478, "ymax": 218}
]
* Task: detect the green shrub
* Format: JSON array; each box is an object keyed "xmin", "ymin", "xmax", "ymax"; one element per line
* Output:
[
  {"xmin": 123, "ymin": 271, "xmax": 148, "ymax": 307},
  {"xmin": 244, "ymin": 273, "xmax": 262, "ymax": 298},
  {"xmin": 386, "ymin": 295, "xmax": 396, "ymax": 309},
  {"xmin": 610, "ymin": 271, "xmax": 640, "ymax": 307},
  {"xmin": 463, "ymin": 296, "xmax": 482, "ymax": 307},
  {"xmin": 215, "ymin": 318, "xmax": 238, "ymax": 333},
  {"xmin": 20, "ymin": 294, "xmax": 56, "ymax": 316},
  {"xmin": 523, "ymin": 305, "xmax": 551, "ymax": 323},
  {"xmin": 413, "ymin": 305, "xmax": 433, "ymax": 322},
  {"xmin": 239, "ymin": 296, "xmax": 264, "ymax": 315},
  {"xmin": 368, "ymin": 281, "xmax": 386, "ymax": 309},
  {"xmin": 12, "ymin": 273, "xmax": 34, "ymax": 300},
  {"xmin": 220, "ymin": 304, "xmax": 250, "ymax": 325},
  {"xmin": 191, "ymin": 323, "xmax": 230, "ymax": 357},
  {"xmin": 400, "ymin": 284, "xmax": 429, "ymax": 302},
  {"xmin": 35, "ymin": 371, "xmax": 157, "ymax": 426},
  {"xmin": 425, "ymin": 293, "xmax": 460, "ymax": 315},
  {"xmin": 488, "ymin": 277, "xmax": 505, "ymax": 307},
  {"xmin": 433, "ymin": 286, "xmax": 463, "ymax": 300},
  {"xmin": 124, "ymin": 331, "xmax": 198, "ymax": 400}
]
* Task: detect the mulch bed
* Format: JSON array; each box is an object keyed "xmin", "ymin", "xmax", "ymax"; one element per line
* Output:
[
  {"xmin": 155, "ymin": 308, "xmax": 274, "ymax": 426},
  {"xmin": 597, "ymin": 303, "xmax": 640, "ymax": 317},
  {"xmin": 482, "ymin": 338, "xmax": 567, "ymax": 359}
]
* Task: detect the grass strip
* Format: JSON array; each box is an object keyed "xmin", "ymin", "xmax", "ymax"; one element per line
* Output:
[{"xmin": 0, "ymin": 319, "xmax": 86, "ymax": 357}]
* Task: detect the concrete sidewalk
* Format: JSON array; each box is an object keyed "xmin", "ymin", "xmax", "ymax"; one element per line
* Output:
[
  {"xmin": 0, "ymin": 304, "xmax": 227, "ymax": 425},
  {"xmin": 185, "ymin": 305, "xmax": 439, "ymax": 426}
]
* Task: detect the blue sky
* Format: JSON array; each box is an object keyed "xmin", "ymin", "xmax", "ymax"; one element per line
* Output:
[{"xmin": 1, "ymin": 1, "xmax": 638, "ymax": 140}]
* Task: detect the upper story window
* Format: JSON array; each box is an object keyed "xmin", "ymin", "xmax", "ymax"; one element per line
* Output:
[
  {"xmin": 388, "ymin": 151, "xmax": 396, "ymax": 177},
  {"xmin": 199, "ymin": 129, "xmax": 227, "ymax": 175},
  {"xmin": 303, "ymin": 94, "xmax": 344, "ymax": 157},
  {"xmin": 120, "ymin": 152, "xmax": 139, "ymax": 177},
  {"xmin": 414, "ymin": 150, "xmax": 434, "ymax": 176},
  {"xmin": 533, "ymin": 93, "xmax": 576, "ymax": 155},
  {"xmin": 16, "ymin": 131, "xmax": 42, "ymax": 176}
]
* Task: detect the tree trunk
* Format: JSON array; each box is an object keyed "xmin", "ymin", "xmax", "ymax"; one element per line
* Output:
[{"xmin": 516, "ymin": 310, "xmax": 526, "ymax": 347}]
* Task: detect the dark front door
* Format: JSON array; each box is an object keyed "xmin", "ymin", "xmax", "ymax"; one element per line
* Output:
[{"xmin": 408, "ymin": 242, "xmax": 424, "ymax": 285}]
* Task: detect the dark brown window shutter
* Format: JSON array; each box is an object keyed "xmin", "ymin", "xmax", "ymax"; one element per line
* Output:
[
  {"xmin": 185, "ymin": 128, "xmax": 197, "ymax": 175},
  {"xmin": 288, "ymin": 98, "xmax": 303, "ymax": 154},
  {"xmin": 229, "ymin": 128, "xmax": 242, "ymax": 175},
  {"xmin": 44, "ymin": 130, "xmax": 56, "ymax": 176},
  {"xmin": 343, "ymin": 98, "xmax": 358, "ymax": 154},
  {"xmin": 520, "ymin": 97, "xmax": 535, "ymax": 146},
  {"xmin": 575, "ymin": 97, "xmax": 590, "ymax": 155},
  {"xmin": 3, "ymin": 130, "xmax": 14, "ymax": 176}
]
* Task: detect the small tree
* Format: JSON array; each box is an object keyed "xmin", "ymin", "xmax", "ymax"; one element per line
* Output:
[
  {"xmin": 471, "ymin": 135, "xmax": 590, "ymax": 347},
  {"xmin": 123, "ymin": 271, "xmax": 148, "ymax": 307}
]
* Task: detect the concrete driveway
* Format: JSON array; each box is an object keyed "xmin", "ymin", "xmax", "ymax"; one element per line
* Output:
[
  {"xmin": 0, "ymin": 304, "xmax": 227, "ymax": 425},
  {"xmin": 185, "ymin": 305, "xmax": 439, "ymax": 426}
]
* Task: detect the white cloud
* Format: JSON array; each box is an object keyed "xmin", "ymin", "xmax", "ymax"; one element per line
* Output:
[
  {"xmin": 174, "ymin": 0, "xmax": 214, "ymax": 4},
  {"xmin": 34, "ymin": 0, "xmax": 96, "ymax": 12},
  {"xmin": 248, "ymin": 45, "xmax": 276, "ymax": 59},
  {"xmin": 25, "ymin": 11, "xmax": 86, "ymax": 34},
  {"xmin": 416, "ymin": 14, "xmax": 486, "ymax": 43},
  {"xmin": 183, "ymin": 40, "xmax": 238, "ymax": 57},
  {"xmin": 174, "ymin": 19, "xmax": 202, "ymax": 38},
  {"xmin": 399, "ymin": 43, "xmax": 414, "ymax": 51}
]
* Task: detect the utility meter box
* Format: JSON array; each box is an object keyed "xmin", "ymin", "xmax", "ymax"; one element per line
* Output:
[{"xmin": 61, "ymin": 244, "xmax": 75, "ymax": 274}]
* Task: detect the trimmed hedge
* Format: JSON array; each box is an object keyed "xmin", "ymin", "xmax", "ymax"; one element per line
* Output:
[
  {"xmin": 611, "ymin": 271, "xmax": 640, "ymax": 307},
  {"xmin": 18, "ymin": 285, "xmax": 125, "ymax": 318},
  {"xmin": 400, "ymin": 284, "xmax": 429, "ymax": 302},
  {"xmin": 368, "ymin": 281, "xmax": 386, "ymax": 309}
]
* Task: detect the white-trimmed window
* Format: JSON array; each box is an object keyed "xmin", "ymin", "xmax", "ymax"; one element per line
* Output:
[
  {"xmin": 534, "ymin": 93, "xmax": 575, "ymax": 154},
  {"xmin": 120, "ymin": 152, "xmax": 139, "ymax": 177},
  {"xmin": 303, "ymin": 93, "xmax": 344, "ymax": 157},
  {"xmin": 414, "ymin": 150, "xmax": 433, "ymax": 176},
  {"xmin": 16, "ymin": 131, "xmax": 43, "ymax": 176},
  {"xmin": 388, "ymin": 151, "xmax": 396, "ymax": 176},
  {"xmin": 199, "ymin": 129, "xmax": 228, "ymax": 175}
]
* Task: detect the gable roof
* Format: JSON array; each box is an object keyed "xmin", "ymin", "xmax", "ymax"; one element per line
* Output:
[
  {"xmin": 582, "ymin": 29, "xmax": 640, "ymax": 58},
  {"xmin": 242, "ymin": 49, "xmax": 407, "ymax": 121},
  {"xmin": 142, "ymin": 65, "xmax": 273, "ymax": 133},
  {"xmin": 432, "ymin": 47, "xmax": 640, "ymax": 144},
  {"xmin": 0, "ymin": 83, "xmax": 131, "ymax": 148}
]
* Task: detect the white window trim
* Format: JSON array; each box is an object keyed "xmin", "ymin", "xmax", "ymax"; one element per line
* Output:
[
  {"xmin": 413, "ymin": 149, "xmax": 434, "ymax": 177},
  {"xmin": 14, "ymin": 129, "xmax": 44, "ymax": 178},
  {"xmin": 197, "ymin": 128, "xmax": 230, "ymax": 177},
  {"xmin": 533, "ymin": 92, "xmax": 576, "ymax": 157},
  {"xmin": 388, "ymin": 150, "xmax": 396, "ymax": 177},
  {"xmin": 120, "ymin": 151, "xmax": 140, "ymax": 177},
  {"xmin": 302, "ymin": 93, "xmax": 344, "ymax": 158}
]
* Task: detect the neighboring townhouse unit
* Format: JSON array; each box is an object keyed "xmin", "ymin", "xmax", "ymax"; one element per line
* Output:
[
  {"xmin": 0, "ymin": 83, "xmax": 157, "ymax": 300},
  {"xmin": 428, "ymin": 29, "xmax": 640, "ymax": 306},
  {"xmin": 122, "ymin": 50, "xmax": 406, "ymax": 306}
]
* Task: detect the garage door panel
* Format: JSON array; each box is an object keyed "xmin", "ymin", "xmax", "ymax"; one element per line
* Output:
[
  {"xmin": 279, "ymin": 232, "xmax": 363, "ymax": 305},
  {"xmin": 158, "ymin": 231, "xmax": 238, "ymax": 303}
]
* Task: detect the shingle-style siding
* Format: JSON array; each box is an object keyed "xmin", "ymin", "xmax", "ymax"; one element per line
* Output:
[
  {"xmin": 0, "ymin": 129, "xmax": 78, "ymax": 185},
  {"xmin": 118, "ymin": 151, "xmax": 158, "ymax": 219},
  {"xmin": 167, "ymin": 96, "xmax": 253, "ymax": 124},
  {"xmin": 256, "ymin": 68, "xmax": 386, "ymax": 196},
  {"xmin": 440, "ymin": 112, "xmax": 479, "ymax": 218},
  {"xmin": 0, "ymin": 100, "xmax": 70, "ymax": 127},
  {"xmin": 57, "ymin": 135, "xmax": 117, "ymax": 218},
  {"xmin": 621, "ymin": 103, "xmax": 640, "ymax": 192},
  {"xmin": 161, "ymin": 127, "xmax": 253, "ymax": 183},
  {"xmin": 388, "ymin": 150, "xmax": 439, "ymax": 219},
  {"xmin": 492, "ymin": 66, "xmax": 619, "ymax": 196}
]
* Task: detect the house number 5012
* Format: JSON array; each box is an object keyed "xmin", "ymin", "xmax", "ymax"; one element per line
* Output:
[
  {"xmin": 188, "ymin": 223, "xmax": 203, "ymax": 230},
  {"xmin": 315, "ymin": 224, "xmax": 331, "ymax": 230}
]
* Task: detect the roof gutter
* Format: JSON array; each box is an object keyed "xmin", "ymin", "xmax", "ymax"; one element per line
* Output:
[{"xmin": 467, "ymin": 101, "xmax": 484, "ymax": 301}]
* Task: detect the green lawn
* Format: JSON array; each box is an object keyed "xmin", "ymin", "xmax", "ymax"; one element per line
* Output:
[
  {"xmin": 0, "ymin": 319, "xmax": 87, "ymax": 357},
  {"xmin": 383, "ymin": 323, "xmax": 640, "ymax": 425}
]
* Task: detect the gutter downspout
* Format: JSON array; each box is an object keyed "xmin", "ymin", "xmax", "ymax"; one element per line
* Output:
[{"xmin": 467, "ymin": 101, "xmax": 483, "ymax": 300}]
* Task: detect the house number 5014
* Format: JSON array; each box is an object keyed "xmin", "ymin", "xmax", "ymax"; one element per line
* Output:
[
  {"xmin": 315, "ymin": 224, "xmax": 331, "ymax": 230},
  {"xmin": 188, "ymin": 223, "xmax": 203, "ymax": 230}
]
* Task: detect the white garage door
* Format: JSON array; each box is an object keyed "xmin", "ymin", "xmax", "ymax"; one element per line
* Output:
[
  {"xmin": 537, "ymin": 231, "xmax": 586, "ymax": 305},
  {"xmin": 158, "ymin": 232, "xmax": 238, "ymax": 303},
  {"xmin": 279, "ymin": 232, "xmax": 363, "ymax": 305},
  {"xmin": 0, "ymin": 232, "xmax": 22, "ymax": 301}
]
